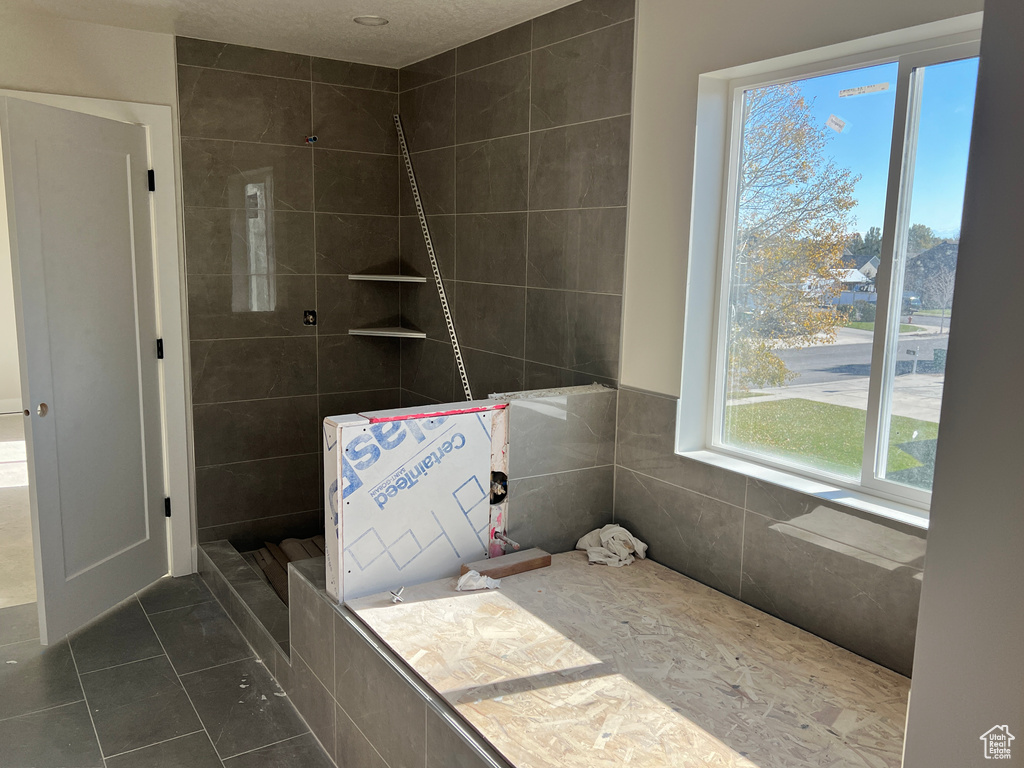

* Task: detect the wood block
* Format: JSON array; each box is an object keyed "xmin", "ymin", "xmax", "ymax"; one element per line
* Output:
[{"xmin": 460, "ymin": 548, "xmax": 551, "ymax": 579}]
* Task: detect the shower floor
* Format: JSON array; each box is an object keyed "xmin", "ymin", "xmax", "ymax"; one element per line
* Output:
[{"xmin": 348, "ymin": 551, "xmax": 910, "ymax": 768}]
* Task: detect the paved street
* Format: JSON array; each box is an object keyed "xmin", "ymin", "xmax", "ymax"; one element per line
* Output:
[{"xmin": 732, "ymin": 327, "xmax": 950, "ymax": 423}]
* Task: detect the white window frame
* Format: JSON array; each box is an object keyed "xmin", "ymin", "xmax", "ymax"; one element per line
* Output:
[{"xmin": 677, "ymin": 15, "xmax": 982, "ymax": 524}]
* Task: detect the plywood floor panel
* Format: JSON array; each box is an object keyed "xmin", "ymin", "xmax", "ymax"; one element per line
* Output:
[{"xmin": 349, "ymin": 552, "xmax": 908, "ymax": 768}]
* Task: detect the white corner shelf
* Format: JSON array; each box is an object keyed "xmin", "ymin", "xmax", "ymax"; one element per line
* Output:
[
  {"xmin": 348, "ymin": 274, "xmax": 427, "ymax": 283},
  {"xmin": 348, "ymin": 327, "xmax": 427, "ymax": 339}
]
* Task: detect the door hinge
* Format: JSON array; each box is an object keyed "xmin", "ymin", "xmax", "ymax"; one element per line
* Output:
[
  {"xmin": 148, "ymin": 169, "xmax": 155, "ymax": 192},
  {"xmin": 156, "ymin": 338, "xmax": 164, "ymax": 359},
  {"xmin": 164, "ymin": 497, "xmax": 171, "ymax": 518}
]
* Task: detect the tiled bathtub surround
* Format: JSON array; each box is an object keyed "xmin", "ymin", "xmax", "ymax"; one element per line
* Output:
[
  {"xmin": 177, "ymin": 38, "xmax": 404, "ymax": 548},
  {"xmin": 396, "ymin": 0, "xmax": 636, "ymax": 404},
  {"xmin": 613, "ymin": 387, "xmax": 926, "ymax": 676},
  {"xmin": 499, "ymin": 385, "xmax": 617, "ymax": 554},
  {"xmin": 281, "ymin": 558, "xmax": 512, "ymax": 768}
]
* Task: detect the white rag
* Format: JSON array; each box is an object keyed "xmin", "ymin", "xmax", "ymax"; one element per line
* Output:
[
  {"xmin": 575, "ymin": 524, "xmax": 648, "ymax": 567},
  {"xmin": 456, "ymin": 570, "xmax": 501, "ymax": 591}
]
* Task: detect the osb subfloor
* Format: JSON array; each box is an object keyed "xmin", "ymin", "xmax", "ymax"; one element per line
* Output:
[{"xmin": 349, "ymin": 552, "xmax": 909, "ymax": 768}]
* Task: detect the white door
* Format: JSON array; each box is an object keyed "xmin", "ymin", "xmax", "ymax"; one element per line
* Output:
[{"xmin": 0, "ymin": 97, "xmax": 167, "ymax": 643}]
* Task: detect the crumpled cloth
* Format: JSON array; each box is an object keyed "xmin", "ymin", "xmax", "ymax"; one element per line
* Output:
[
  {"xmin": 576, "ymin": 524, "xmax": 648, "ymax": 567},
  {"xmin": 456, "ymin": 570, "xmax": 501, "ymax": 591}
]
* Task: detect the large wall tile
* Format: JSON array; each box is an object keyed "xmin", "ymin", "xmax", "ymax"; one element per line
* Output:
[
  {"xmin": 400, "ymin": 338, "xmax": 457, "ymax": 403},
  {"xmin": 178, "ymin": 66, "xmax": 312, "ymax": 144},
  {"xmin": 426, "ymin": 708, "xmax": 496, "ymax": 768},
  {"xmin": 182, "ymin": 138, "xmax": 313, "ymax": 211},
  {"xmin": 186, "ymin": 274, "xmax": 315, "ymax": 339},
  {"xmin": 524, "ymin": 361, "xmax": 616, "ymax": 390},
  {"xmin": 334, "ymin": 614, "xmax": 427, "ymax": 768},
  {"xmin": 400, "ymin": 214, "xmax": 455, "ymax": 278},
  {"xmin": 314, "ymin": 149, "xmax": 399, "ymax": 215},
  {"xmin": 192, "ymin": 395, "xmax": 320, "ymax": 466},
  {"xmin": 507, "ymin": 387, "xmax": 616, "ymax": 477},
  {"xmin": 616, "ymin": 388, "xmax": 747, "ymax": 508},
  {"xmin": 455, "ymin": 54, "xmax": 530, "ymax": 144},
  {"xmin": 741, "ymin": 510, "xmax": 921, "ymax": 676},
  {"xmin": 400, "ymin": 148, "xmax": 455, "ymax": 216},
  {"xmin": 319, "ymin": 390, "xmax": 402, "ymax": 422},
  {"xmin": 176, "ymin": 37, "xmax": 311, "ymax": 79},
  {"xmin": 195, "ymin": 454, "xmax": 321, "ymax": 528},
  {"xmin": 531, "ymin": 0, "xmax": 635, "ymax": 49},
  {"xmin": 525, "ymin": 288, "xmax": 621, "ymax": 379},
  {"xmin": 401, "ymin": 278, "xmax": 455, "ymax": 342},
  {"xmin": 197, "ymin": 510, "xmax": 322, "ymax": 552},
  {"xmin": 190, "ymin": 337, "xmax": 317, "ymax": 404},
  {"xmin": 455, "ymin": 282, "xmax": 525, "ymax": 358},
  {"xmin": 745, "ymin": 478, "xmax": 927, "ymax": 567},
  {"xmin": 614, "ymin": 467, "xmax": 744, "ymax": 598},
  {"xmin": 526, "ymin": 207, "xmax": 626, "ymax": 293},
  {"xmin": 507, "ymin": 465, "xmax": 613, "ymax": 554},
  {"xmin": 312, "ymin": 57, "xmax": 398, "ymax": 92},
  {"xmin": 455, "ymin": 135, "xmax": 529, "ymax": 214},
  {"xmin": 399, "ymin": 77, "xmax": 456, "ymax": 152},
  {"xmin": 185, "ymin": 208, "xmax": 314, "ymax": 276},
  {"xmin": 462, "ymin": 347, "xmax": 524, "ymax": 398},
  {"xmin": 316, "ymin": 275, "xmax": 400, "ymax": 335},
  {"xmin": 457, "ymin": 22, "xmax": 532, "ymax": 73},
  {"xmin": 456, "ymin": 213, "xmax": 527, "ymax": 285},
  {"xmin": 529, "ymin": 115, "xmax": 631, "ymax": 210},
  {"xmin": 317, "ymin": 335, "xmax": 401, "ymax": 393},
  {"xmin": 400, "ymin": 50, "xmax": 457, "ymax": 91},
  {"xmin": 531, "ymin": 20, "xmax": 634, "ymax": 129},
  {"xmin": 315, "ymin": 213, "xmax": 399, "ymax": 275},
  {"xmin": 313, "ymin": 83, "xmax": 398, "ymax": 154}
]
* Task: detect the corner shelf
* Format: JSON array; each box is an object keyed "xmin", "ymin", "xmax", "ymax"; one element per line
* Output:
[
  {"xmin": 348, "ymin": 327, "xmax": 427, "ymax": 339},
  {"xmin": 348, "ymin": 274, "xmax": 427, "ymax": 283}
]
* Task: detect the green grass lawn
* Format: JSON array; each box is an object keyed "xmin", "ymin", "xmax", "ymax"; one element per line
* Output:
[
  {"xmin": 724, "ymin": 398, "xmax": 939, "ymax": 478},
  {"xmin": 915, "ymin": 309, "xmax": 953, "ymax": 317},
  {"xmin": 846, "ymin": 321, "xmax": 925, "ymax": 333}
]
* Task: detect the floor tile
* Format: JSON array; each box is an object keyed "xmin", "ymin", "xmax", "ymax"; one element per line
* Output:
[
  {"xmin": 0, "ymin": 700, "xmax": 103, "ymax": 768},
  {"xmin": 0, "ymin": 602, "xmax": 39, "ymax": 647},
  {"xmin": 70, "ymin": 597, "xmax": 165, "ymax": 674},
  {"xmin": 80, "ymin": 655, "xmax": 202, "ymax": 757},
  {"xmin": 0, "ymin": 637, "xmax": 82, "ymax": 719},
  {"xmin": 149, "ymin": 599, "xmax": 253, "ymax": 675},
  {"xmin": 224, "ymin": 733, "xmax": 334, "ymax": 768},
  {"xmin": 105, "ymin": 731, "xmax": 222, "ymax": 768},
  {"xmin": 182, "ymin": 657, "xmax": 308, "ymax": 759},
  {"xmin": 138, "ymin": 574, "xmax": 215, "ymax": 615}
]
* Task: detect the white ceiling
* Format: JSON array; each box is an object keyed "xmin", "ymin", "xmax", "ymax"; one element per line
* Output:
[{"xmin": 2, "ymin": 0, "xmax": 580, "ymax": 68}]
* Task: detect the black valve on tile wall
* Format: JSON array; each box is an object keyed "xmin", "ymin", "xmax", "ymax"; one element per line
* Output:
[{"xmin": 303, "ymin": 309, "xmax": 317, "ymax": 326}]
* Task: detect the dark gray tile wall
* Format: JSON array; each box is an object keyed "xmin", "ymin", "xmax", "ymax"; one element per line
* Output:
[
  {"xmin": 614, "ymin": 386, "xmax": 926, "ymax": 676},
  {"xmin": 499, "ymin": 385, "xmax": 617, "ymax": 554},
  {"xmin": 396, "ymin": 0, "xmax": 636, "ymax": 404},
  {"xmin": 177, "ymin": 38, "xmax": 404, "ymax": 548}
]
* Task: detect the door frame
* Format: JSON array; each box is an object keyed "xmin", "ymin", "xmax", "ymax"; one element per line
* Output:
[{"xmin": 0, "ymin": 89, "xmax": 193, "ymax": 576}]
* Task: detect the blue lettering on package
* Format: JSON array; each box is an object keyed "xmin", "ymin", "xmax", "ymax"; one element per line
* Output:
[
  {"xmin": 340, "ymin": 417, "xmax": 449, "ymax": 499},
  {"xmin": 370, "ymin": 432, "xmax": 467, "ymax": 510}
]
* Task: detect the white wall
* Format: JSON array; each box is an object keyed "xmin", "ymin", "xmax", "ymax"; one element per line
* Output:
[
  {"xmin": 902, "ymin": 0, "xmax": 1024, "ymax": 762},
  {"xmin": 0, "ymin": 157, "xmax": 19, "ymax": 412},
  {"xmin": 622, "ymin": 0, "xmax": 984, "ymax": 396}
]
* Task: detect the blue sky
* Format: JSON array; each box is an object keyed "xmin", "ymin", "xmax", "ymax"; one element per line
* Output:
[{"xmin": 794, "ymin": 57, "xmax": 978, "ymax": 238}]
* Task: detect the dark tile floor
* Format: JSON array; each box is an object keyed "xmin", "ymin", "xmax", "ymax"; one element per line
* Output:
[{"xmin": 0, "ymin": 576, "xmax": 333, "ymax": 768}]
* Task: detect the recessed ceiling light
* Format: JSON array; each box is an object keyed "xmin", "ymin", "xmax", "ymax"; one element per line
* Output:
[{"xmin": 353, "ymin": 15, "xmax": 389, "ymax": 26}]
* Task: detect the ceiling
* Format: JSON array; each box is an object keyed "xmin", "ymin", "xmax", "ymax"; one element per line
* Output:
[{"xmin": 2, "ymin": 0, "xmax": 580, "ymax": 68}]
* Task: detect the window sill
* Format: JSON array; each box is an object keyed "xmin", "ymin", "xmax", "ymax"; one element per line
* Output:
[{"xmin": 678, "ymin": 449, "xmax": 930, "ymax": 531}]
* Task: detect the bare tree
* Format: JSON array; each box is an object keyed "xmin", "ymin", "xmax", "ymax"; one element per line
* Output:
[{"xmin": 925, "ymin": 264, "xmax": 957, "ymax": 333}]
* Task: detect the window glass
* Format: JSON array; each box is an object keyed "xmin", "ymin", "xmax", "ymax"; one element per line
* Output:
[
  {"xmin": 721, "ymin": 62, "xmax": 898, "ymax": 479},
  {"xmin": 877, "ymin": 57, "xmax": 979, "ymax": 491}
]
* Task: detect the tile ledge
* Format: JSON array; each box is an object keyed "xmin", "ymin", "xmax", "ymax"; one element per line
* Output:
[{"xmin": 679, "ymin": 449, "xmax": 930, "ymax": 531}]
